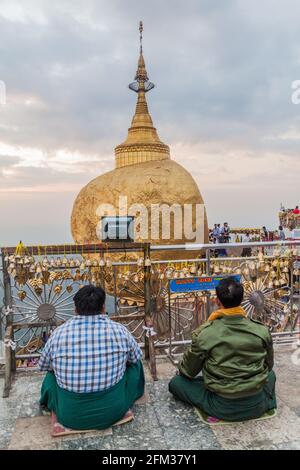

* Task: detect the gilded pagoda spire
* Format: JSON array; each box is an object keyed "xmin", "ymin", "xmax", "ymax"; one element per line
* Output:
[{"xmin": 115, "ymin": 21, "xmax": 170, "ymax": 169}]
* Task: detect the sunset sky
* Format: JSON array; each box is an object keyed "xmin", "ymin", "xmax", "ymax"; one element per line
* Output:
[{"xmin": 0, "ymin": 0, "xmax": 300, "ymax": 245}]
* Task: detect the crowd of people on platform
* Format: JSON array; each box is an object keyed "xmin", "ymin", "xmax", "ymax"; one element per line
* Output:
[
  {"xmin": 208, "ymin": 222, "xmax": 288, "ymax": 259},
  {"xmin": 210, "ymin": 223, "xmax": 231, "ymax": 244},
  {"xmin": 280, "ymin": 204, "xmax": 299, "ymax": 215},
  {"xmin": 209, "ymin": 223, "xmax": 288, "ymax": 247}
]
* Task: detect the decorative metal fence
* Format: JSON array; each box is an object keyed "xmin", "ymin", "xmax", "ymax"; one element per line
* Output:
[{"xmin": 1, "ymin": 240, "xmax": 299, "ymax": 396}]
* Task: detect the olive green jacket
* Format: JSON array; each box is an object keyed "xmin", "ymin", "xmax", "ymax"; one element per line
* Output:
[{"xmin": 178, "ymin": 315, "xmax": 274, "ymax": 398}]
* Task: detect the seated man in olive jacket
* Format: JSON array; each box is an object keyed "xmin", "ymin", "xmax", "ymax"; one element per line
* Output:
[{"xmin": 169, "ymin": 277, "xmax": 276, "ymax": 421}]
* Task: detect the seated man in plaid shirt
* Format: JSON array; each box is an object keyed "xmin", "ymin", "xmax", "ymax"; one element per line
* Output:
[{"xmin": 39, "ymin": 285, "xmax": 145, "ymax": 430}]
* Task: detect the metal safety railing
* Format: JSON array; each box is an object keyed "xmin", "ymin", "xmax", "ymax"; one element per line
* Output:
[{"xmin": 1, "ymin": 239, "xmax": 300, "ymax": 395}]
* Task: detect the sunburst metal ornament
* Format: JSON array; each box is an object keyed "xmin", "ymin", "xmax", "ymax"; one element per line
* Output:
[
  {"xmin": 116, "ymin": 266, "xmax": 205, "ymax": 345},
  {"xmin": 241, "ymin": 277, "xmax": 295, "ymax": 331},
  {"xmin": 11, "ymin": 277, "xmax": 85, "ymax": 358},
  {"xmin": 7, "ymin": 252, "xmax": 114, "ymax": 360},
  {"xmin": 228, "ymin": 259, "xmax": 298, "ymax": 332}
]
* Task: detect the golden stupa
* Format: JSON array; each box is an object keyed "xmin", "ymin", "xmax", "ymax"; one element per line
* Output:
[{"xmin": 71, "ymin": 23, "xmax": 208, "ymax": 257}]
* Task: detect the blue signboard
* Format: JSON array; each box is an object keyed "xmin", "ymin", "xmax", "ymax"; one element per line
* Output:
[{"xmin": 169, "ymin": 275, "xmax": 241, "ymax": 294}]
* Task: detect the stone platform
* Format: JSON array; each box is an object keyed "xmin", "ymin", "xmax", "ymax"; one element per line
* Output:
[{"xmin": 0, "ymin": 348, "xmax": 299, "ymax": 450}]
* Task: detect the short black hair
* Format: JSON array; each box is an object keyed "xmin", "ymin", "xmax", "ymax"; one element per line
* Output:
[
  {"xmin": 216, "ymin": 277, "xmax": 244, "ymax": 308},
  {"xmin": 73, "ymin": 285, "xmax": 106, "ymax": 315}
]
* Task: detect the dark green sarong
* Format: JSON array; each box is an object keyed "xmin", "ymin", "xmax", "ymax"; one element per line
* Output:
[
  {"xmin": 169, "ymin": 370, "xmax": 276, "ymax": 422},
  {"xmin": 40, "ymin": 361, "xmax": 145, "ymax": 430}
]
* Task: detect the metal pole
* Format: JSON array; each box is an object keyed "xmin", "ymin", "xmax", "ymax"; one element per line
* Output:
[
  {"xmin": 206, "ymin": 248, "xmax": 211, "ymax": 275},
  {"xmin": 205, "ymin": 248, "xmax": 211, "ymax": 319},
  {"xmin": 2, "ymin": 252, "xmax": 13, "ymax": 327},
  {"xmin": 2, "ymin": 252, "xmax": 15, "ymax": 397},
  {"xmin": 144, "ymin": 244, "xmax": 151, "ymax": 360},
  {"xmin": 113, "ymin": 265, "xmax": 118, "ymax": 314},
  {"xmin": 168, "ymin": 286, "xmax": 172, "ymax": 360},
  {"xmin": 143, "ymin": 243, "xmax": 157, "ymax": 380}
]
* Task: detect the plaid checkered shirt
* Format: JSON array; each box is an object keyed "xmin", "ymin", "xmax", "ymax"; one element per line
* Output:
[{"xmin": 39, "ymin": 315, "xmax": 142, "ymax": 393}]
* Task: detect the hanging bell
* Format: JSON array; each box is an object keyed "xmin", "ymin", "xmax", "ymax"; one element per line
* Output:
[
  {"xmin": 165, "ymin": 268, "xmax": 172, "ymax": 278},
  {"xmin": 106, "ymin": 258, "xmax": 112, "ymax": 268},
  {"xmin": 99, "ymin": 258, "xmax": 106, "ymax": 267},
  {"xmin": 34, "ymin": 287, "xmax": 43, "ymax": 296},
  {"xmin": 24, "ymin": 255, "xmax": 31, "ymax": 265},
  {"xmin": 86, "ymin": 258, "xmax": 92, "ymax": 267},
  {"xmin": 258, "ymin": 251, "xmax": 264, "ymax": 261},
  {"xmin": 283, "ymin": 266, "xmax": 289, "ymax": 273},
  {"xmin": 264, "ymin": 264, "xmax": 270, "ymax": 272},
  {"xmin": 69, "ymin": 258, "xmax": 76, "ymax": 268},
  {"xmin": 56, "ymin": 257, "xmax": 62, "ymax": 267},
  {"xmin": 54, "ymin": 285, "xmax": 62, "ymax": 295},
  {"xmin": 214, "ymin": 265, "xmax": 221, "ymax": 274},
  {"xmin": 137, "ymin": 257, "xmax": 144, "ymax": 267},
  {"xmin": 144, "ymin": 257, "xmax": 151, "ymax": 267},
  {"xmin": 17, "ymin": 290, "xmax": 26, "ymax": 301},
  {"xmin": 36, "ymin": 263, "xmax": 42, "ymax": 274},
  {"xmin": 49, "ymin": 271, "xmax": 57, "ymax": 283},
  {"xmin": 190, "ymin": 265, "xmax": 197, "ymax": 274},
  {"xmin": 243, "ymin": 267, "xmax": 250, "ymax": 277}
]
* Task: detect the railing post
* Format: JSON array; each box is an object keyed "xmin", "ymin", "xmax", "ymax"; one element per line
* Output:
[
  {"xmin": 205, "ymin": 248, "xmax": 211, "ymax": 319},
  {"xmin": 2, "ymin": 252, "xmax": 15, "ymax": 397},
  {"xmin": 206, "ymin": 248, "xmax": 211, "ymax": 275},
  {"xmin": 113, "ymin": 265, "xmax": 118, "ymax": 314},
  {"xmin": 143, "ymin": 243, "xmax": 157, "ymax": 380},
  {"xmin": 144, "ymin": 243, "xmax": 151, "ymax": 360}
]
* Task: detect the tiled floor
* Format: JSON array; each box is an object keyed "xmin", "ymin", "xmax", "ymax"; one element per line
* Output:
[{"xmin": 0, "ymin": 347, "xmax": 299, "ymax": 450}]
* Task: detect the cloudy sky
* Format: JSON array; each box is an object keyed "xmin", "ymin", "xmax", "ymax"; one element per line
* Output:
[{"xmin": 0, "ymin": 0, "xmax": 300, "ymax": 245}]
